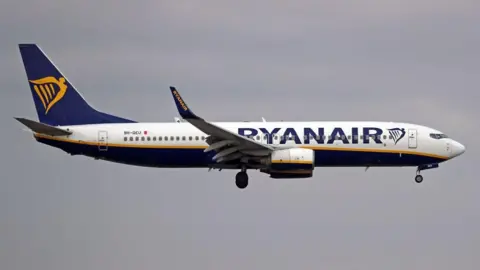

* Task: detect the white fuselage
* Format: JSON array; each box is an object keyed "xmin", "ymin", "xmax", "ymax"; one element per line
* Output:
[{"xmin": 34, "ymin": 121, "xmax": 464, "ymax": 169}]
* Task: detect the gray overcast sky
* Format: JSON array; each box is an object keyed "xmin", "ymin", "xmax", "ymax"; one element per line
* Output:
[{"xmin": 1, "ymin": 0, "xmax": 479, "ymax": 269}]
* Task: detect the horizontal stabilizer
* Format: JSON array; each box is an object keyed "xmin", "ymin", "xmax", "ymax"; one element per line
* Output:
[{"xmin": 14, "ymin": 117, "xmax": 72, "ymax": 136}]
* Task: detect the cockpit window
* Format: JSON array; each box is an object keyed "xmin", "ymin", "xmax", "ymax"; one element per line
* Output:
[{"xmin": 430, "ymin": 133, "xmax": 448, "ymax": 139}]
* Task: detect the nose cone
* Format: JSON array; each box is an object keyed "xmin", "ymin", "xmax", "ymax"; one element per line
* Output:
[{"xmin": 451, "ymin": 141, "xmax": 466, "ymax": 158}]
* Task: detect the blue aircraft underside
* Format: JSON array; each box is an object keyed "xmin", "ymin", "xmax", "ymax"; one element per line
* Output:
[{"xmin": 36, "ymin": 137, "xmax": 445, "ymax": 168}]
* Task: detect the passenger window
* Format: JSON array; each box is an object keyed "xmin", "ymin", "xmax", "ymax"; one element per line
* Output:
[
  {"xmin": 176, "ymin": 136, "xmax": 180, "ymax": 141},
  {"xmin": 141, "ymin": 137, "xmax": 145, "ymax": 141},
  {"xmin": 147, "ymin": 136, "xmax": 151, "ymax": 141},
  {"xmin": 170, "ymin": 136, "xmax": 174, "ymax": 141},
  {"xmin": 165, "ymin": 136, "xmax": 168, "ymax": 141},
  {"xmin": 129, "ymin": 137, "xmax": 133, "ymax": 141},
  {"xmin": 195, "ymin": 136, "xmax": 199, "ymax": 141},
  {"xmin": 153, "ymin": 136, "xmax": 156, "ymax": 141},
  {"xmin": 201, "ymin": 136, "xmax": 205, "ymax": 140},
  {"xmin": 182, "ymin": 136, "xmax": 186, "ymax": 141},
  {"xmin": 189, "ymin": 136, "xmax": 192, "ymax": 141},
  {"xmin": 124, "ymin": 137, "xmax": 127, "ymax": 141}
]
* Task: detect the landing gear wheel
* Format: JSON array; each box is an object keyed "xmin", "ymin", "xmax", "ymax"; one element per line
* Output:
[
  {"xmin": 415, "ymin": 174, "xmax": 423, "ymax": 183},
  {"xmin": 235, "ymin": 171, "xmax": 248, "ymax": 189}
]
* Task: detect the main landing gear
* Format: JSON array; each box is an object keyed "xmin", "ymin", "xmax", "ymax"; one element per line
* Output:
[
  {"xmin": 235, "ymin": 168, "xmax": 249, "ymax": 189},
  {"xmin": 414, "ymin": 163, "xmax": 439, "ymax": 184}
]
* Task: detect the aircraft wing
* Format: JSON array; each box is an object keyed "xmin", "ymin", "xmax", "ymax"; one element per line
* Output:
[{"xmin": 169, "ymin": 87, "xmax": 273, "ymax": 163}]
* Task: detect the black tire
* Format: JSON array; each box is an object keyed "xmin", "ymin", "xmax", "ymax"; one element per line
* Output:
[
  {"xmin": 415, "ymin": 175, "xmax": 423, "ymax": 183},
  {"xmin": 235, "ymin": 172, "xmax": 248, "ymax": 189}
]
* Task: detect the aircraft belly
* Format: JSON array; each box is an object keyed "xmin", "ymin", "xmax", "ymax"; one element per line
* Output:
[
  {"xmin": 313, "ymin": 149, "xmax": 443, "ymax": 167},
  {"xmin": 36, "ymin": 136, "xmax": 445, "ymax": 168}
]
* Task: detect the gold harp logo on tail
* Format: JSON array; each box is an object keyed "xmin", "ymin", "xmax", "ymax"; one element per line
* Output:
[{"xmin": 29, "ymin": 76, "xmax": 68, "ymax": 114}]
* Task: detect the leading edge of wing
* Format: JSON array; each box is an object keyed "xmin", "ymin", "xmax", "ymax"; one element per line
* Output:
[{"xmin": 169, "ymin": 86, "xmax": 273, "ymax": 151}]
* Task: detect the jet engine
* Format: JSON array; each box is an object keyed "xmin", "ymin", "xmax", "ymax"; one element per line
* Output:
[{"xmin": 260, "ymin": 148, "xmax": 315, "ymax": 179}]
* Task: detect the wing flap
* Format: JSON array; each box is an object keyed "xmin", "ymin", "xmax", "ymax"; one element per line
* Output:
[
  {"xmin": 204, "ymin": 139, "xmax": 237, "ymax": 152},
  {"xmin": 15, "ymin": 117, "xmax": 72, "ymax": 136}
]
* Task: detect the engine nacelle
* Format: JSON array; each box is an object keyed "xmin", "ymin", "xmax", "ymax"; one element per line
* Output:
[
  {"xmin": 261, "ymin": 148, "xmax": 315, "ymax": 179},
  {"xmin": 268, "ymin": 171, "xmax": 313, "ymax": 179}
]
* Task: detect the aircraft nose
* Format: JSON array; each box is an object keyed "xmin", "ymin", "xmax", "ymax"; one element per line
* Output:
[{"xmin": 451, "ymin": 141, "xmax": 466, "ymax": 158}]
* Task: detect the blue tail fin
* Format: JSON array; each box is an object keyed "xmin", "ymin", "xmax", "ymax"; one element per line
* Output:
[{"xmin": 18, "ymin": 44, "xmax": 136, "ymax": 126}]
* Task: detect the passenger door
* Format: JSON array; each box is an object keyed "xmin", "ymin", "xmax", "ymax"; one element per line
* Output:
[
  {"xmin": 98, "ymin": 130, "xmax": 108, "ymax": 151},
  {"xmin": 408, "ymin": 129, "xmax": 417, "ymax": 149}
]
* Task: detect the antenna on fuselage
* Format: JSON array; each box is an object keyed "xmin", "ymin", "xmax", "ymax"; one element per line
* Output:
[{"xmin": 174, "ymin": 117, "xmax": 185, "ymax": 123}]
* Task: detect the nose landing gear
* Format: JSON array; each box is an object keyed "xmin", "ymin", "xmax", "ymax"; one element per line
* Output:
[
  {"xmin": 414, "ymin": 163, "xmax": 439, "ymax": 184},
  {"xmin": 415, "ymin": 174, "xmax": 423, "ymax": 183}
]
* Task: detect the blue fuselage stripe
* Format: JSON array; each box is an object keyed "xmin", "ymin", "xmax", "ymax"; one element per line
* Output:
[{"xmin": 36, "ymin": 137, "xmax": 446, "ymax": 168}]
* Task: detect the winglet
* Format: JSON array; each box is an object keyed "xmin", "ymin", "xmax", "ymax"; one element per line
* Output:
[{"xmin": 169, "ymin": 86, "xmax": 199, "ymax": 119}]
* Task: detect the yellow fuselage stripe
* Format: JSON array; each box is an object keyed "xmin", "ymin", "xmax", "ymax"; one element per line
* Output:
[
  {"xmin": 270, "ymin": 170, "xmax": 313, "ymax": 174},
  {"xmin": 271, "ymin": 160, "xmax": 313, "ymax": 164}
]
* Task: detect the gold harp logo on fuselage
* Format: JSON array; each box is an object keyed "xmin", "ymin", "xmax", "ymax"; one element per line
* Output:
[{"xmin": 29, "ymin": 76, "xmax": 67, "ymax": 114}]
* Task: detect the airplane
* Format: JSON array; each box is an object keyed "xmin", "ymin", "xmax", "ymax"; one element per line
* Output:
[{"xmin": 15, "ymin": 44, "xmax": 466, "ymax": 189}]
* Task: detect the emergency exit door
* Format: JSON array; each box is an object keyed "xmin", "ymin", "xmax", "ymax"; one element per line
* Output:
[
  {"xmin": 408, "ymin": 129, "xmax": 417, "ymax": 149},
  {"xmin": 98, "ymin": 131, "xmax": 108, "ymax": 151}
]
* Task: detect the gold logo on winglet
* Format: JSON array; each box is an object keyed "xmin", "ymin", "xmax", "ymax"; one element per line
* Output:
[
  {"xmin": 172, "ymin": 90, "xmax": 188, "ymax": 111},
  {"xmin": 29, "ymin": 76, "xmax": 67, "ymax": 114}
]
